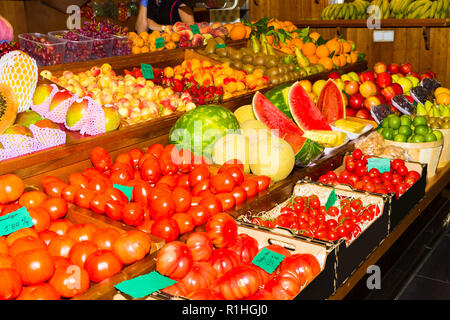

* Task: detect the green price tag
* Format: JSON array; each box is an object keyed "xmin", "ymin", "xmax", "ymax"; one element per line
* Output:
[
  {"xmin": 189, "ymin": 24, "xmax": 200, "ymax": 35},
  {"xmin": 252, "ymin": 247, "xmax": 285, "ymax": 274},
  {"xmin": 140, "ymin": 63, "xmax": 154, "ymax": 80},
  {"xmin": 367, "ymin": 157, "xmax": 391, "ymax": 174},
  {"xmin": 155, "ymin": 37, "xmax": 165, "ymax": 49},
  {"xmin": 113, "ymin": 184, "xmax": 133, "ymax": 202},
  {"xmin": 216, "ymin": 43, "xmax": 226, "ymax": 49},
  {"xmin": 0, "ymin": 207, "xmax": 34, "ymax": 236},
  {"xmin": 325, "ymin": 189, "xmax": 337, "ymax": 211},
  {"xmin": 115, "ymin": 271, "xmax": 177, "ymax": 299}
]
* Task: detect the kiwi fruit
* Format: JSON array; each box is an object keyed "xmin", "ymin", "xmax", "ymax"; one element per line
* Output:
[
  {"xmin": 242, "ymin": 55, "xmax": 253, "ymax": 64},
  {"xmin": 254, "ymin": 66, "xmax": 266, "ymax": 74},
  {"xmin": 215, "ymin": 37, "xmax": 225, "ymax": 45},
  {"xmin": 287, "ymin": 62, "xmax": 296, "ymax": 71},
  {"xmin": 231, "ymin": 60, "xmax": 243, "ymax": 70},
  {"xmin": 253, "ymin": 55, "xmax": 266, "ymax": 66},
  {"xmin": 220, "ymin": 57, "xmax": 232, "ymax": 64},
  {"xmin": 265, "ymin": 67, "xmax": 279, "ymax": 79},
  {"xmin": 271, "ymin": 76, "xmax": 281, "ymax": 85},
  {"xmin": 208, "ymin": 53, "xmax": 220, "ymax": 61},
  {"xmin": 230, "ymin": 50, "xmax": 243, "ymax": 61},
  {"xmin": 216, "ymin": 48, "xmax": 228, "ymax": 57},
  {"xmin": 243, "ymin": 64, "xmax": 255, "ymax": 74}
]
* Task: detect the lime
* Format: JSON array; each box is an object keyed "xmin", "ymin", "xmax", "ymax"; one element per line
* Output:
[
  {"xmin": 407, "ymin": 136, "xmax": 414, "ymax": 142},
  {"xmin": 393, "ymin": 129, "xmax": 399, "ymax": 136},
  {"xmin": 377, "ymin": 127, "xmax": 384, "ymax": 135},
  {"xmin": 412, "ymin": 134, "xmax": 425, "ymax": 143},
  {"xmin": 382, "ymin": 128, "xmax": 394, "ymax": 140},
  {"xmin": 398, "ymin": 125, "xmax": 412, "ymax": 137},
  {"xmin": 394, "ymin": 134, "xmax": 407, "ymax": 142},
  {"xmin": 387, "ymin": 113, "xmax": 397, "ymax": 120},
  {"xmin": 432, "ymin": 130, "xmax": 443, "ymax": 141},
  {"xmin": 412, "ymin": 115, "xmax": 427, "ymax": 127},
  {"xmin": 424, "ymin": 133, "xmax": 437, "ymax": 142},
  {"xmin": 381, "ymin": 118, "xmax": 390, "ymax": 128},
  {"xmin": 414, "ymin": 125, "xmax": 428, "ymax": 136},
  {"xmin": 400, "ymin": 115, "xmax": 412, "ymax": 126},
  {"xmin": 388, "ymin": 115, "xmax": 401, "ymax": 129}
]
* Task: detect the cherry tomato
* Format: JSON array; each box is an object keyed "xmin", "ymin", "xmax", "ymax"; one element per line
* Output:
[
  {"xmin": 241, "ymin": 179, "xmax": 259, "ymax": 199},
  {"xmin": 13, "ymin": 248, "xmax": 55, "ymax": 285},
  {"xmin": 345, "ymin": 159, "xmax": 356, "ymax": 172},
  {"xmin": 352, "ymin": 149, "xmax": 363, "ymax": 160},
  {"xmin": 156, "ymin": 241, "xmax": 193, "ymax": 280},
  {"xmin": 224, "ymin": 166, "xmax": 244, "ymax": 186},
  {"xmin": 230, "ymin": 186, "xmax": 246, "ymax": 206},
  {"xmin": 151, "ymin": 217, "xmax": 180, "ymax": 242},
  {"xmin": 391, "ymin": 159, "xmax": 405, "ymax": 172},
  {"xmin": 396, "ymin": 165, "xmax": 409, "ymax": 177}
]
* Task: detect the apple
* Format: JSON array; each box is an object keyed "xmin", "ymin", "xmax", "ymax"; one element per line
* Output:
[
  {"xmin": 90, "ymin": 66, "xmax": 101, "ymax": 77},
  {"xmin": 346, "ymin": 107, "xmax": 357, "ymax": 117},
  {"xmin": 376, "ymin": 72, "xmax": 392, "ymax": 88},
  {"xmin": 327, "ymin": 71, "xmax": 341, "ymax": 80},
  {"xmin": 355, "ymin": 108, "xmax": 370, "ymax": 119},
  {"xmin": 360, "ymin": 71, "xmax": 376, "ymax": 83},
  {"xmin": 103, "ymin": 106, "xmax": 121, "ymax": 132},
  {"xmin": 419, "ymin": 73, "xmax": 432, "ymax": 82},
  {"xmin": 400, "ymin": 62, "xmax": 412, "ymax": 75},
  {"xmin": 49, "ymin": 90, "xmax": 73, "ymax": 111},
  {"xmin": 344, "ymin": 80, "xmax": 359, "ymax": 96},
  {"xmin": 425, "ymin": 71, "xmax": 436, "ymax": 79},
  {"xmin": 364, "ymin": 96, "xmax": 381, "ymax": 111},
  {"xmin": 15, "ymin": 110, "xmax": 42, "ymax": 128},
  {"xmin": 376, "ymin": 93, "xmax": 387, "ymax": 105},
  {"xmin": 373, "ymin": 62, "xmax": 387, "ymax": 74},
  {"xmin": 387, "ymin": 63, "xmax": 400, "ymax": 75},
  {"xmin": 341, "ymin": 74, "xmax": 352, "ymax": 82},
  {"xmin": 312, "ymin": 79, "xmax": 327, "ymax": 97},
  {"xmin": 359, "ymin": 80, "xmax": 377, "ymax": 98},
  {"xmin": 32, "ymin": 84, "xmax": 54, "ymax": 105},
  {"xmin": 349, "ymin": 93, "xmax": 365, "ymax": 110},
  {"xmin": 381, "ymin": 86, "xmax": 396, "ymax": 102},
  {"xmin": 65, "ymin": 98, "xmax": 89, "ymax": 128},
  {"xmin": 397, "ymin": 77, "xmax": 413, "ymax": 94}
]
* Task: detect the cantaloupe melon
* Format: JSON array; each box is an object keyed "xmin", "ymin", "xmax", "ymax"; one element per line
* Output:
[
  {"xmin": 240, "ymin": 119, "xmax": 270, "ymax": 142},
  {"xmin": 234, "ymin": 104, "xmax": 255, "ymax": 125},
  {"xmin": 212, "ymin": 133, "xmax": 251, "ymax": 173},
  {"xmin": 249, "ymin": 134, "xmax": 295, "ymax": 182}
]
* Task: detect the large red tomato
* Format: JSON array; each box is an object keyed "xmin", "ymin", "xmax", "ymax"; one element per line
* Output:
[
  {"xmin": 48, "ymin": 236, "xmax": 76, "ymax": 258},
  {"xmin": 91, "ymin": 227, "xmax": 121, "ymax": 251},
  {"xmin": 151, "ymin": 217, "xmax": 180, "ymax": 242},
  {"xmin": 156, "ymin": 241, "xmax": 193, "ymax": 280},
  {"xmin": 12, "ymin": 248, "xmax": 55, "ymax": 285},
  {"xmin": 39, "ymin": 230, "xmax": 58, "ymax": 246},
  {"xmin": 16, "ymin": 283, "xmax": 61, "ymax": 300},
  {"xmin": 121, "ymin": 202, "xmax": 145, "ymax": 226},
  {"xmin": 48, "ymin": 219, "xmax": 73, "ymax": 236},
  {"xmin": 180, "ymin": 261, "xmax": 217, "ymax": 294},
  {"xmin": 205, "ymin": 212, "xmax": 238, "ymax": 248},
  {"xmin": 84, "ymin": 250, "xmax": 123, "ymax": 283},
  {"xmin": 217, "ymin": 265, "xmax": 262, "ymax": 300},
  {"xmin": 8, "ymin": 236, "xmax": 46, "ymax": 257},
  {"xmin": 49, "ymin": 264, "xmax": 90, "ymax": 298},
  {"xmin": 6, "ymin": 228, "xmax": 38, "ymax": 246},
  {"xmin": 0, "ymin": 268, "xmax": 23, "ymax": 300},
  {"xmin": 208, "ymin": 248, "xmax": 240, "ymax": 278},
  {"xmin": 279, "ymin": 253, "xmax": 321, "ymax": 287},
  {"xmin": 113, "ymin": 230, "xmax": 152, "ymax": 265},
  {"xmin": 66, "ymin": 223, "xmax": 98, "ymax": 242},
  {"xmin": 19, "ymin": 191, "xmax": 47, "ymax": 209},
  {"xmin": 185, "ymin": 232, "xmax": 214, "ymax": 262},
  {"xmin": 0, "ymin": 174, "xmax": 25, "ymax": 205},
  {"xmin": 199, "ymin": 196, "xmax": 222, "ymax": 216},
  {"xmin": 187, "ymin": 288, "xmax": 224, "ymax": 300},
  {"xmin": 90, "ymin": 146, "xmax": 112, "ymax": 172},
  {"xmin": 228, "ymin": 233, "xmax": 259, "ymax": 264},
  {"xmin": 187, "ymin": 204, "xmax": 210, "ymax": 226},
  {"xmin": 264, "ymin": 270, "xmax": 301, "ymax": 300},
  {"xmin": 68, "ymin": 241, "xmax": 99, "ymax": 268},
  {"xmin": 172, "ymin": 213, "xmax": 196, "ymax": 234},
  {"xmin": 244, "ymin": 263, "xmax": 271, "ymax": 286},
  {"xmin": 161, "ymin": 282, "xmax": 188, "ymax": 297}
]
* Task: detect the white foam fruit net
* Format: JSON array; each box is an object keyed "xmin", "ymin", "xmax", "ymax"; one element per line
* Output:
[
  {"xmin": 79, "ymin": 98, "xmax": 106, "ymax": 136},
  {"xmin": 45, "ymin": 92, "xmax": 79, "ymax": 124},
  {"xmin": 30, "ymin": 83, "xmax": 59, "ymax": 117},
  {"xmin": 29, "ymin": 124, "xmax": 66, "ymax": 149},
  {"xmin": 0, "ymin": 50, "xmax": 38, "ymax": 112}
]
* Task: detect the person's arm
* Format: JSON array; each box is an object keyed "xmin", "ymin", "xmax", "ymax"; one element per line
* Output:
[
  {"xmin": 178, "ymin": 4, "xmax": 195, "ymax": 25},
  {"xmin": 135, "ymin": 3, "xmax": 149, "ymax": 33}
]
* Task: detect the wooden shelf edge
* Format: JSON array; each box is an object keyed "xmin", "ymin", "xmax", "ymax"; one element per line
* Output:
[{"xmin": 293, "ymin": 18, "xmax": 449, "ymax": 28}]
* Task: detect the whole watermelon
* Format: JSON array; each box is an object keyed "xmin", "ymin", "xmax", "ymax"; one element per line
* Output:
[{"xmin": 169, "ymin": 105, "xmax": 240, "ymax": 159}]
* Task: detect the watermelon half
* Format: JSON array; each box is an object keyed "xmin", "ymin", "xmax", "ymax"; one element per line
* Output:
[
  {"xmin": 288, "ymin": 81, "xmax": 332, "ymax": 131},
  {"xmin": 252, "ymin": 92, "xmax": 324, "ymax": 167},
  {"xmin": 316, "ymin": 79, "xmax": 346, "ymax": 124},
  {"xmin": 264, "ymin": 83, "xmax": 294, "ymax": 121}
]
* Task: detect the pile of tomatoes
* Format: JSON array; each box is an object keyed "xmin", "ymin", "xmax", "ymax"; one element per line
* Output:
[
  {"xmin": 41, "ymin": 144, "xmax": 270, "ymax": 243},
  {"xmin": 153, "ymin": 212, "xmax": 321, "ymax": 300},
  {"xmin": 317, "ymin": 149, "xmax": 422, "ymax": 199},
  {"xmin": 251, "ymin": 195, "xmax": 382, "ymax": 242},
  {"xmin": 0, "ymin": 173, "xmax": 153, "ymax": 300}
]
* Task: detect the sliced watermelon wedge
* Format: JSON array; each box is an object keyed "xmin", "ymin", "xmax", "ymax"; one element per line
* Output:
[
  {"xmin": 288, "ymin": 81, "xmax": 332, "ymax": 131},
  {"xmin": 316, "ymin": 79, "xmax": 346, "ymax": 124}
]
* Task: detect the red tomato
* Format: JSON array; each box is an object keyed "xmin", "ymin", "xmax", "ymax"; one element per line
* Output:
[
  {"xmin": 241, "ymin": 179, "xmax": 259, "ymax": 199},
  {"xmin": 121, "ymin": 202, "xmax": 145, "ymax": 226},
  {"xmin": 74, "ymin": 188, "xmax": 96, "ymax": 209},
  {"xmin": 89, "ymin": 194, "xmax": 110, "ymax": 214},
  {"xmin": 146, "ymin": 143, "xmax": 165, "ymax": 159},
  {"xmin": 105, "ymin": 187, "xmax": 129, "ymax": 204},
  {"xmin": 159, "ymin": 156, "xmax": 178, "ymax": 176},
  {"xmin": 81, "ymin": 168, "xmax": 103, "ymax": 181},
  {"xmin": 218, "ymin": 159, "xmax": 244, "ymax": 173},
  {"xmin": 42, "ymin": 180, "xmax": 68, "ymax": 198},
  {"xmin": 265, "ymin": 270, "xmax": 301, "ymax": 300},
  {"xmin": 131, "ymin": 181, "xmax": 151, "ymax": 207},
  {"xmin": 245, "ymin": 288, "xmax": 275, "ymax": 300},
  {"xmin": 68, "ymin": 172, "xmax": 89, "ymax": 189},
  {"xmin": 140, "ymin": 155, "xmax": 161, "ymax": 183},
  {"xmin": 187, "ymin": 204, "xmax": 210, "ymax": 226},
  {"xmin": 189, "ymin": 165, "xmax": 210, "ymax": 187},
  {"xmin": 252, "ymin": 176, "xmax": 271, "ymax": 192},
  {"xmin": 39, "ymin": 197, "xmax": 68, "ymax": 221},
  {"xmin": 156, "ymin": 175, "xmax": 177, "ymax": 190},
  {"xmin": 161, "ymin": 282, "xmax": 188, "ymax": 297},
  {"xmin": 12, "ymin": 248, "xmax": 55, "ymax": 285},
  {"xmin": 105, "ymin": 200, "xmax": 123, "ymax": 221},
  {"xmin": 171, "ymin": 186, "xmax": 192, "ymax": 213},
  {"xmin": 127, "ymin": 148, "xmax": 144, "ymax": 170},
  {"xmin": 48, "ymin": 236, "xmax": 76, "ymax": 258},
  {"xmin": 49, "ymin": 264, "xmax": 90, "ymax": 298},
  {"xmin": 39, "ymin": 230, "xmax": 58, "ymax": 246},
  {"xmin": 151, "ymin": 217, "xmax": 180, "ymax": 242},
  {"xmin": 0, "ymin": 253, "xmax": 11, "ymax": 268},
  {"xmin": 230, "ymin": 186, "xmax": 247, "ymax": 206},
  {"xmin": 17, "ymin": 283, "xmax": 61, "ymax": 300},
  {"xmin": 352, "ymin": 149, "xmax": 363, "ymax": 160},
  {"xmin": 91, "ymin": 227, "xmax": 121, "ymax": 251},
  {"xmin": 137, "ymin": 219, "xmax": 154, "ymax": 234},
  {"xmin": 28, "ymin": 207, "xmax": 51, "ymax": 233},
  {"xmin": 0, "ymin": 174, "xmax": 25, "ymax": 205},
  {"xmin": 113, "ymin": 230, "xmax": 152, "ymax": 265},
  {"xmin": 264, "ymin": 244, "xmax": 292, "ymax": 257},
  {"xmin": 18, "ymin": 191, "xmax": 47, "ymax": 209},
  {"xmin": 208, "ymin": 248, "xmax": 240, "ymax": 278},
  {"xmin": 172, "ymin": 148, "xmax": 194, "ymax": 174},
  {"xmin": 192, "ymin": 179, "xmax": 210, "ymax": 196},
  {"xmin": 381, "ymin": 171, "xmax": 393, "ymax": 182},
  {"xmin": 210, "ymin": 173, "xmax": 235, "ymax": 193},
  {"xmin": 114, "ymin": 152, "xmax": 134, "ymax": 168},
  {"xmin": 280, "ymin": 253, "xmax": 321, "ymax": 287},
  {"xmin": 149, "ymin": 193, "xmax": 175, "ymax": 221},
  {"xmin": 215, "ymin": 192, "xmax": 236, "ymax": 212},
  {"xmin": 228, "ymin": 233, "xmax": 259, "ymax": 264},
  {"xmin": 0, "ymin": 268, "xmax": 22, "ymax": 300},
  {"xmin": 90, "ymin": 147, "xmax": 112, "ymax": 172},
  {"xmin": 205, "ymin": 212, "xmax": 238, "ymax": 248},
  {"xmin": 8, "ymin": 236, "xmax": 46, "ymax": 257},
  {"xmin": 224, "ymin": 166, "xmax": 244, "ymax": 185},
  {"xmin": 180, "ymin": 261, "xmax": 217, "ymax": 294},
  {"xmin": 156, "ymin": 241, "xmax": 193, "ymax": 279},
  {"xmin": 68, "ymin": 241, "xmax": 99, "ymax": 268},
  {"xmin": 84, "ymin": 249, "xmax": 123, "ymax": 283},
  {"xmin": 405, "ymin": 170, "xmax": 421, "ymax": 181},
  {"xmin": 61, "ymin": 184, "xmax": 81, "ymax": 203},
  {"xmin": 66, "ymin": 223, "xmax": 98, "ymax": 242},
  {"xmin": 391, "ymin": 159, "xmax": 405, "ymax": 171},
  {"xmin": 187, "ymin": 288, "xmax": 223, "ymax": 300},
  {"xmin": 186, "ymin": 232, "xmax": 214, "ymax": 262},
  {"xmin": 396, "ymin": 165, "xmax": 409, "ymax": 177},
  {"xmin": 172, "ymin": 213, "xmax": 196, "ymax": 234},
  {"xmin": 53, "ymin": 256, "xmax": 70, "ymax": 269},
  {"xmin": 48, "ymin": 219, "xmax": 72, "ymax": 236},
  {"xmin": 1, "ymin": 203, "xmax": 22, "ymax": 216},
  {"xmin": 245, "ymin": 263, "xmax": 272, "ymax": 285},
  {"xmin": 217, "ymin": 264, "xmax": 262, "ymax": 300},
  {"xmin": 176, "ymin": 174, "xmax": 190, "ymax": 188},
  {"xmin": 109, "ymin": 169, "xmax": 133, "ymax": 185},
  {"xmin": 199, "ymin": 196, "xmax": 222, "ymax": 216}
]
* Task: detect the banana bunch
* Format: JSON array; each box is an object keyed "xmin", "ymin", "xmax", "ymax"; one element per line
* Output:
[
  {"xmin": 321, "ymin": 0, "xmax": 370, "ymax": 20},
  {"xmin": 402, "ymin": 0, "xmax": 449, "ymax": 19},
  {"xmin": 370, "ymin": 0, "xmax": 391, "ymax": 19}
]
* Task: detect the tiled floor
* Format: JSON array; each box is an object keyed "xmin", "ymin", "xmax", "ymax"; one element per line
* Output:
[{"xmin": 396, "ymin": 225, "xmax": 450, "ymax": 300}]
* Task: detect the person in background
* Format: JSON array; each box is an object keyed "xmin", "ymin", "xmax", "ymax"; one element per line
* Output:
[
  {"xmin": 135, "ymin": 0, "xmax": 195, "ymax": 33},
  {"xmin": 0, "ymin": 15, "xmax": 13, "ymax": 42}
]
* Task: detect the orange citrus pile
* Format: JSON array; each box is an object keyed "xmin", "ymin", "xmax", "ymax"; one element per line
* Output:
[{"xmin": 128, "ymin": 30, "xmax": 178, "ymax": 54}]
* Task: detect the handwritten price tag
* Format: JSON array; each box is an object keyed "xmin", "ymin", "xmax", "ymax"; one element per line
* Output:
[
  {"xmin": 189, "ymin": 24, "xmax": 200, "ymax": 35},
  {"xmin": 325, "ymin": 189, "xmax": 337, "ymax": 211},
  {"xmin": 115, "ymin": 271, "xmax": 177, "ymax": 299},
  {"xmin": 141, "ymin": 63, "xmax": 154, "ymax": 80},
  {"xmin": 367, "ymin": 157, "xmax": 391, "ymax": 174},
  {"xmin": 216, "ymin": 43, "xmax": 226, "ymax": 49},
  {"xmin": 0, "ymin": 207, "xmax": 34, "ymax": 236},
  {"xmin": 113, "ymin": 184, "xmax": 133, "ymax": 202},
  {"xmin": 252, "ymin": 247, "xmax": 285, "ymax": 274},
  {"xmin": 155, "ymin": 37, "xmax": 165, "ymax": 49}
]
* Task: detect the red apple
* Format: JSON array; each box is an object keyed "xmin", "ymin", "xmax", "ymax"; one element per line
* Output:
[
  {"xmin": 360, "ymin": 71, "xmax": 376, "ymax": 83},
  {"xmin": 376, "ymin": 93, "xmax": 387, "ymax": 105},
  {"xmin": 381, "ymin": 86, "xmax": 396, "ymax": 102},
  {"xmin": 373, "ymin": 62, "xmax": 387, "ymax": 74},
  {"xmin": 419, "ymin": 73, "xmax": 432, "ymax": 82},
  {"xmin": 376, "ymin": 72, "xmax": 392, "ymax": 88},
  {"xmin": 364, "ymin": 96, "xmax": 381, "ymax": 111},
  {"xmin": 346, "ymin": 107, "xmax": 357, "ymax": 117},
  {"xmin": 344, "ymin": 80, "xmax": 359, "ymax": 96},
  {"xmin": 355, "ymin": 109, "xmax": 370, "ymax": 119},
  {"xmin": 359, "ymin": 80, "xmax": 378, "ymax": 98},
  {"xmin": 391, "ymin": 83, "xmax": 403, "ymax": 95},
  {"xmin": 327, "ymin": 71, "xmax": 341, "ymax": 80},
  {"xmin": 387, "ymin": 63, "xmax": 400, "ymax": 75},
  {"xmin": 348, "ymin": 93, "xmax": 365, "ymax": 110},
  {"xmin": 409, "ymin": 71, "xmax": 420, "ymax": 79},
  {"xmin": 425, "ymin": 71, "xmax": 436, "ymax": 79},
  {"xmin": 400, "ymin": 63, "xmax": 412, "ymax": 75}
]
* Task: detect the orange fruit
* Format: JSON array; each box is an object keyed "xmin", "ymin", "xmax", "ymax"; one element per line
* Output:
[
  {"xmin": 344, "ymin": 53, "xmax": 352, "ymax": 64},
  {"xmin": 436, "ymin": 92, "xmax": 450, "ymax": 105},
  {"xmin": 132, "ymin": 46, "xmax": 141, "ymax": 55},
  {"xmin": 244, "ymin": 26, "xmax": 252, "ymax": 38},
  {"xmin": 306, "ymin": 54, "xmax": 319, "ymax": 64},
  {"xmin": 301, "ymin": 42, "xmax": 317, "ymax": 56},
  {"xmin": 291, "ymin": 38, "xmax": 303, "ymax": 49},
  {"xmin": 318, "ymin": 57, "xmax": 334, "ymax": 71},
  {"xmin": 133, "ymin": 37, "xmax": 144, "ymax": 47},
  {"xmin": 309, "ymin": 32, "xmax": 321, "ymax": 42},
  {"xmin": 316, "ymin": 45, "xmax": 330, "ymax": 58},
  {"xmin": 140, "ymin": 46, "xmax": 150, "ymax": 53},
  {"xmin": 326, "ymin": 39, "xmax": 342, "ymax": 56},
  {"xmin": 229, "ymin": 24, "xmax": 247, "ymax": 41},
  {"xmin": 298, "ymin": 80, "xmax": 313, "ymax": 93},
  {"xmin": 339, "ymin": 55, "xmax": 347, "ymax": 67},
  {"xmin": 350, "ymin": 51, "xmax": 358, "ymax": 63},
  {"xmin": 332, "ymin": 55, "xmax": 342, "ymax": 67},
  {"xmin": 223, "ymin": 24, "xmax": 234, "ymax": 33},
  {"xmin": 171, "ymin": 32, "xmax": 180, "ymax": 42},
  {"xmin": 139, "ymin": 32, "xmax": 149, "ymax": 41},
  {"xmin": 342, "ymin": 41, "xmax": 352, "ymax": 53}
]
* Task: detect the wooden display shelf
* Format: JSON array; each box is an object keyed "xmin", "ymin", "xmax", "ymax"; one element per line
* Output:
[{"xmin": 293, "ymin": 18, "xmax": 449, "ymax": 28}]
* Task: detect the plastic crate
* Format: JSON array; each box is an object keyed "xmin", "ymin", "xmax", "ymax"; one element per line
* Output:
[
  {"xmin": 111, "ymin": 34, "xmax": 132, "ymax": 56},
  {"xmin": 75, "ymin": 30, "xmax": 114, "ymax": 59},
  {"xmin": 18, "ymin": 33, "xmax": 66, "ymax": 66},
  {"xmin": 48, "ymin": 30, "xmax": 93, "ymax": 63}
]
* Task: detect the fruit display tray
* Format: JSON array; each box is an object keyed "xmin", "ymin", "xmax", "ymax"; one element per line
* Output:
[
  {"xmin": 19, "ymin": 33, "xmax": 66, "ymax": 66},
  {"xmin": 48, "ymin": 30, "xmax": 94, "ymax": 63}
]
